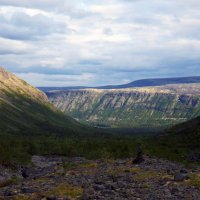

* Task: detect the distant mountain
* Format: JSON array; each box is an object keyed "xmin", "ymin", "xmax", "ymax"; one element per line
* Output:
[
  {"xmin": 101, "ymin": 76, "xmax": 200, "ymax": 89},
  {"xmin": 39, "ymin": 86, "xmax": 88, "ymax": 92},
  {"xmin": 39, "ymin": 76, "xmax": 200, "ymax": 92},
  {"xmin": 0, "ymin": 67, "xmax": 90, "ymax": 136},
  {"xmin": 47, "ymin": 84, "xmax": 200, "ymax": 128}
]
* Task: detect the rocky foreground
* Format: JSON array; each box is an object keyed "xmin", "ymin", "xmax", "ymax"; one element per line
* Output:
[{"xmin": 0, "ymin": 156, "xmax": 200, "ymax": 200}]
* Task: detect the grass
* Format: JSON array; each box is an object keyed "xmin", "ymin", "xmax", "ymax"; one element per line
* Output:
[
  {"xmin": 0, "ymin": 178, "xmax": 18, "ymax": 188},
  {"xmin": 45, "ymin": 183, "xmax": 83, "ymax": 199},
  {"xmin": 125, "ymin": 167, "xmax": 140, "ymax": 173},
  {"xmin": 79, "ymin": 162, "xmax": 98, "ymax": 169},
  {"xmin": 0, "ymin": 134, "xmax": 141, "ymax": 164},
  {"xmin": 12, "ymin": 194, "xmax": 40, "ymax": 200},
  {"xmin": 134, "ymin": 170, "xmax": 169, "ymax": 181},
  {"xmin": 188, "ymin": 174, "xmax": 200, "ymax": 188},
  {"xmin": 134, "ymin": 170, "xmax": 158, "ymax": 181}
]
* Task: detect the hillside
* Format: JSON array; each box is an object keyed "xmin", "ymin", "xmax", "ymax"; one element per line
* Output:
[
  {"xmin": 162, "ymin": 116, "xmax": 200, "ymax": 150},
  {"xmin": 46, "ymin": 84, "xmax": 200, "ymax": 128},
  {"xmin": 0, "ymin": 67, "xmax": 89, "ymax": 137},
  {"xmin": 146, "ymin": 116, "xmax": 200, "ymax": 163}
]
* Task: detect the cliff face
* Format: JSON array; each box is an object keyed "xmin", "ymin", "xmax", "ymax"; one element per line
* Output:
[{"xmin": 47, "ymin": 84, "xmax": 200, "ymax": 128}]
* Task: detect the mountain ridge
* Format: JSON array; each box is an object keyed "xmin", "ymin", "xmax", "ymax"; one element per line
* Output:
[{"xmin": 39, "ymin": 76, "xmax": 200, "ymax": 92}]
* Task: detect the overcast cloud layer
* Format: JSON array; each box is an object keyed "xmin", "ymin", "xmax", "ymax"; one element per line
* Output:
[{"xmin": 0, "ymin": 0, "xmax": 199, "ymax": 86}]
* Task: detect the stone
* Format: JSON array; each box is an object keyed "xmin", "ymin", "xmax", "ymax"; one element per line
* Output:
[
  {"xmin": 174, "ymin": 173, "xmax": 188, "ymax": 182},
  {"xmin": 180, "ymin": 169, "xmax": 188, "ymax": 174},
  {"xmin": 171, "ymin": 188, "xmax": 180, "ymax": 195},
  {"xmin": 132, "ymin": 146, "xmax": 144, "ymax": 164},
  {"xmin": 21, "ymin": 168, "xmax": 29, "ymax": 179},
  {"xmin": 21, "ymin": 187, "xmax": 37, "ymax": 194},
  {"xmin": 93, "ymin": 184, "xmax": 105, "ymax": 191},
  {"xmin": 4, "ymin": 189, "xmax": 18, "ymax": 196},
  {"xmin": 46, "ymin": 195, "xmax": 57, "ymax": 200}
]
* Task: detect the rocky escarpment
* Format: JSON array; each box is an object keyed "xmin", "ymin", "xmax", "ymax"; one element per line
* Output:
[{"xmin": 47, "ymin": 84, "xmax": 200, "ymax": 128}]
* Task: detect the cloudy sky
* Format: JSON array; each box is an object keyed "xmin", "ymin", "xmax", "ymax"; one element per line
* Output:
[{"xmin": 0, "ymin": 0, "xmax": 200, "ymax": 86}]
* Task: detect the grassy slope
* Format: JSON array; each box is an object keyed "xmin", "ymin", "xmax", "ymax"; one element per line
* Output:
[
  {"xmin": 0, "ymin": 92, "xmax": 92, "ymax": 137},
  {"xmin": 145, "ymin": 117, "xmax": 200, "ymax": 164}
]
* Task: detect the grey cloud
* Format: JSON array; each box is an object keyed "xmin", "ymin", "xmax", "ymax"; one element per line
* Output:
[
  {"xmin": 0, "ymin": 0, "xmax": 100, "ymax": 19},
  {"xmin": 5, "ymin": 65, "xmax": 81, "ymax": 75},
  {"xmin": 0, "ymin": 0, "xmax": 199, "ymax": 86},
  {"xmin": 0, "ymin": 12, "xmax": 68, "ymax": 40},
  {"xmin": 0, "ymin": 0, "xmax": 65, "ymax": 10}
]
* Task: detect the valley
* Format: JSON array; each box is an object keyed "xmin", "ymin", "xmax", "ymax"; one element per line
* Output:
[
  {"xmin": 1, "ymin": 67, "xmax": 200, "ymax": 200},
  {"xmin": 1, "ymin": 0, "xmax": 199, "ymax": 199}
]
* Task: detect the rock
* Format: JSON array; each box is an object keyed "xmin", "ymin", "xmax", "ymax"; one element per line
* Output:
[
  {"xmin": 1, "ymin": 156, "xmax": 200, "ymax": 200},
  {"xmin": 180, "ymin": 169, "xmax": 188, "ymax": 174},
  {"xmin": 46, "ymin": 195, "xmax": 57, "ymax": 200},
  {"xmin": 132, "ymin": 146, "xmax": 144, "ymax": 164},
  {"xmin": 4, "ymin": 189, "xmax": 18, "ymax": 196},
  {"xmin": 21, "ymin": 168, "xmax": 29, "ymax": 179},
  {"xmin": 105, "ymin": 183, "xmax": 115, "ymax": 190},
  {"xmin": 174, "ymin": 173, "xmax": 188, "ymax": 182},
  {"xmin": 171, "ymin": 188, "xmax": 180, "ymax": 195},
  {"xmin": 21, "ymin": 187, "xmax": 37, "ymax": 194},
  {"xmin": 93, "ymin": 184, "xmax": 105, "ymax": 191}
]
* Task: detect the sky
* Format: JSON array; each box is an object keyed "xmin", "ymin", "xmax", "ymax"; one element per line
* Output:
[{"xmin": 0, "ymin": 0, "xmax": 200, "ymax": 87}]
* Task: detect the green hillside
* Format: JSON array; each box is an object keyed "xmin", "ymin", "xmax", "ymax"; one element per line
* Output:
[
  {"xmin": 0, "ymin": 67, "xmax": 91, "ymax": 137},
  {"xmin": 0, "ymin": 94, "xmax": 88, "ymax": 137},
  {"xmin": 146, "ymin": 117, "xmax": 200, "ymax": 164}
]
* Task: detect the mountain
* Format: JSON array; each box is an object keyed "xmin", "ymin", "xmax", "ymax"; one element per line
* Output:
[
  {"xmin": 0, "ymin": 67, "xmax": 89, "ymax": 136},
  {"xmin": 39, "ymin": 76, "xmax": 200, "ymax": 92},
  {"xmin": 101, "ymin": 76, "xmax": 200, "ymax": 89},
  {"xmin": 46, "ymin": 84, "xmax": 200, "ymax": 128}
]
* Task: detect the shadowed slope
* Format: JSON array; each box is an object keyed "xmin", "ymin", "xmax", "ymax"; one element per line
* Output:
[{"xmin": 0, "ymin": 67, "xmax": 93, "ymax": 137}]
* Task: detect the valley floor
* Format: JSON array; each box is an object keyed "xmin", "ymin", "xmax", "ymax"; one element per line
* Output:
[{"xmin": 0, "ymin": 156, "xmax": 200, "ymax": 200}]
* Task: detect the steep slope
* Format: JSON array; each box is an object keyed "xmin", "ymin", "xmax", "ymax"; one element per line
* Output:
[
  {"xmin": 47, "ymin": 84, "xmax": 200, "ymax": 128},
  {"xmin": 0, "ymin": 67, "xmax": 89, "ymax": 136},
  {"xmin": 39, "ymin": 76, "xmax": 200, "ymax": 91}
]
